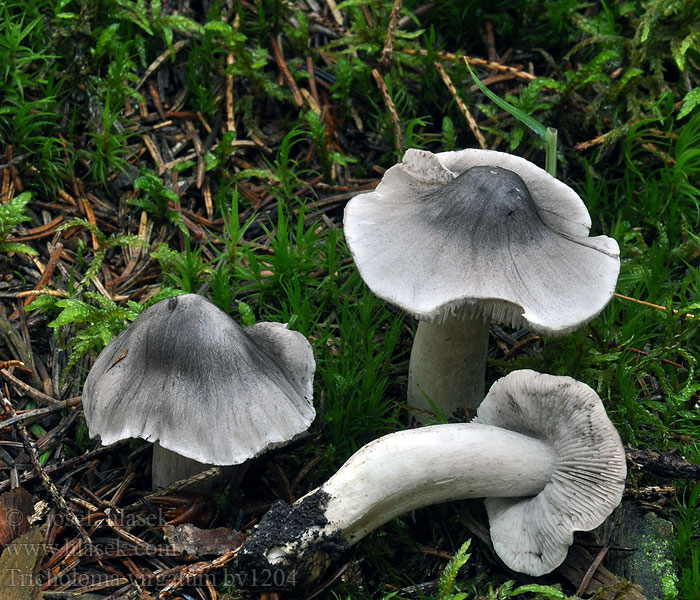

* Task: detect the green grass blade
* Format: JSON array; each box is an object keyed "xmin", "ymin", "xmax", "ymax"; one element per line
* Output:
[
  {"xmin": 465, "ymin": 60, "xmax": 558, "ymax": 176},
  {"xmin": 545, "ymin": 127, "xmax": 558, "ymax": 177}
]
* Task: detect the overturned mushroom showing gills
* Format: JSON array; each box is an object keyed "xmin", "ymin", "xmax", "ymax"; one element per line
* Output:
[
  {"xmin": 83, "ymin": 294, "xmax": 316, "ymax": 491},
  {"xmin": 236, "ymin": 370, "xmax": 626, "ymax": 584},
  {"xmin": 344, "ymin": 148, "xmax": 620, "ymax": 417}
]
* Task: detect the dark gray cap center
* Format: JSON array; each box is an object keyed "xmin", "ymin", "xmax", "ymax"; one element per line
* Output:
[{"xmin": 421, "ymin": 165, "xmax": 544, "ymax": 249}]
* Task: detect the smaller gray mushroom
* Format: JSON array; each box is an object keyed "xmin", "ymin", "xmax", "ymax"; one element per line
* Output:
[
  {"xmin": 344, "ymin": 148, "xmax": 620, "ymax": 418},
  {"xmin": 236, "ymin": 370, "xmax": 626, "ymax": 584},
  {"xmin": 83, "ymin": 294, "xmax": 316, "ymax": 490}
]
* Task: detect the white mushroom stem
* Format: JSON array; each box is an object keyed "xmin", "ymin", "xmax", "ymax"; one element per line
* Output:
[
  {"xmin": 314, "ymin": 424, "xmax": 551, "ymax": 544},
  {"xmin": 152, "ymin": 443, "xmax": 237, "ymax": 492},
  {"xmin": 263, "ymin": 424, "xmax": 554, "ymax": 564},
  {"xmin": 407, "ymin": 314, "xmax": 490, "ymax": 419}
]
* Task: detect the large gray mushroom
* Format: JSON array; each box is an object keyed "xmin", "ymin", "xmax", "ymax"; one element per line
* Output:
[
  {"xmin": 344, "ymin": 148, "xmax": 620, "ymax": 418},
  {"xmin": 83, "ymin": 294, "xmax": 316, "ymax": 490},
  {"xmin": 236, "ymin": 370, "xmax": 626, "ymax": 584}
]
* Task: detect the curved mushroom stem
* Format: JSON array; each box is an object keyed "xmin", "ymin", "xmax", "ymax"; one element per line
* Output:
[
  {"xmin": 237, "ymin": 423, "xmax": 554, "ymax": 585},
  {"xmin": 407, "ymin": 313, "xmax": 490, "ymax": 420},
  {"xmin": 313, "ymin": 424, "xmax": 552, "ymax": 544}
]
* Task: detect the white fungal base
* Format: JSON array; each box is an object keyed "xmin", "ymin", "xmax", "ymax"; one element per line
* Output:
[{"xmin": 407, "ymin": 314, "xmax": 490, "ymax": 419}]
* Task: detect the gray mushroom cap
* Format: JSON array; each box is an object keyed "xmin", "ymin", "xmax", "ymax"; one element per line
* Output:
[
  {"xmin": 344, "ymin": 148, "xmax": 620, "ymax": 334},
  {"xmin": 83, "ymin": 294, "xmax": 316, "ymax": 466},
  {"xmin": 473, "ymin": 369, "xmax": 626, "ymax": 576}
]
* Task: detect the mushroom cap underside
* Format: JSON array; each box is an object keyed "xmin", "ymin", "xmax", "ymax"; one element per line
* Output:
[
  {"xmin": 344, "ymin": 149, "xmax": 620, "ymax": 334},
  {"xmin": 474, "ymin": 369, "xmax": 626, "ymax": 576},
  {"xmin": 83, "ymin": 294, "xmax": 316, "ymax": 465}
]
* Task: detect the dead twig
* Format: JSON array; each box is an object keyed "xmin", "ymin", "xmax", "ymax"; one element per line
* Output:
[
  {"xmin": 501, "ymin": 335, "xmax": 541, "ymax": 360},
  {"xmin": 15, "ymin": 289, "xmax": 70, "ymax": 299},
  {"xmin": 135, "ymin": 40, "xmax": 188, "ymax": 92},
  {"xmin": 402, "ymin": 48, "xmax": 536, "ymax": 81},
  {"xmin": 434, "ymin": 61, "xmax": 487, "ymax": 148},
  {"xmin": 623, "ymin": 346, "xmax": 686, "ymax": 370},
  {"xmin": 269, "ymin": 35, "xmax": 303, "ymax": 107},
  {"xmin": 305, "ymin": 561, "xmax": 355, "ymax": 600},
  {"xmin": 614, "ymin": 292, "xmax": 698, "ymax": 319},
  {"xmin": 575, "ymin": 545, "xmax": 609, "ymax": 596},
  {"xmin": 9, "ymin": 216, "xmax": 64, "ymax": 242},
  {"xmin": 0, "ymin": 390, "xmax": 94, "ymax": 550},
  {"xmin": 225, "ymin": 53, "xmax": 236, "ymax": 133},
  {"xmin": 71, "ymin": 578, "xmax": 130, "ymax": 595},
  {"xmin": 372, "ymin": 68, "xmax": 404, "ymax": 152},
  {"xmin": 558, "ymin": 545, "xmax": 647, "ymax": 600},
  {"xmin": 156, "ymin": 547, "xmax": 240, "ymax": 598},
  {"xmin": 80, "ymin": 196, "xmax": 100, "ymax": 250},
  {"xmin": 325, "ymin": 0, "xmax": 344, "ymax": 27},
  {"xmin": 0, "ymin": 441, "xmax": 129, "ymax": 493},
  {"xmin": 378, "ymin": 0, "xmax": 403, "ymax": 73},
  {"xmin": 23, "ymin": 242, "xmax": 63, "ymax": 307},
  {"xmin": 69, "ymin": 495, "xmax": 157, "ymax": 552},
  {"xmin": 627, "ymin": 447, "xmax": 700, "ymax": 479},
  {"xmin": 121, "ymin": 466, "xmax": 223, "ymax": 513},
  {"xmin": 1, "ymin": 368, "xmax": 60, "ymax": 406},
  {"xmin": 0, "ymin": 396, "xmax": 81, "ymax": 430},
  {"xmin": 142, "ymin": 134, "xmax": 164, "ymax": 173}
]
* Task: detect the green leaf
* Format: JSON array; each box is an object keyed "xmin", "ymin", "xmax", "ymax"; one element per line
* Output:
[
  {"xmin": 204, "ymin": 21, "xmax": 235, "ymax": 36},
  {"xmin": 103, "ymin": 234, "xmax": 147, "ymax": 251},
  {"xmin": 0, "ymin": 192, "xmax": 33, "ymax": 240},
  {"xmin": 1, "ymin": 242, "xmax": 38, "ymax": 256},
  {"xmin": 0, "ymin": 192, "xmax": 37, "ymax": 254},
  {"xmin": 466, "ymin": 61, "xmax": 558, "ymax": 176},
  {"xmin": 677, "ymin": 88, "xmax": 700, "ymax": 120},
  {"xmin": 49, "ymin": 299, "xmax": 94, "ymax": 327},
  {"xmin": 151, "ymin": 242, "xmax": 180, "ymax": 268},
  {"xmin": 437, "ymin": 117, "xmax": 454, "ymax": 152},
  {"xmin": 58, "ymin": 218, "xmax": 104, "ymax": 243},
  {"xmin": 162, "ymin": 15, "xmax": 204, "ymax": 36},
  {"xmin": 171, "ymin": 159, "xmax": 196, "ymax": 172},
  {"xmin": 232, "ymin": 168, "xmax": 281, "ymax": 182},
  {"xmin": 510, "ymin": 583, "xmax": 569, "ymax": 599},
  {"xmin": 437, "ymin": 540, "xmax": 471, "ymax": 600},
  {"xmin": 336, "ymin": 0, "xmax": 372, "ymax": 9},
  {"xmin": 509, "ymin": 126, "xmax": 525, "ymax": 150},
  {"xmin": 128, "ymin": 197, "xmax": 157, "ymax": 213},
  {"xmin": 396, "ymin": 29, "xmax": 424, "ymax": 40},
  {"xmin": 673, "ymin": 30, "xmax": 700, "ymax": 71},
  {"xmin": 204, "ymin": 151, "xmax": 219, "ymax": 171},
  {"xmin": 238, "ymin": 301, "xmax": 256, "ymax": 326},
  {"xmin": 95, "ymin": 23, "xmax": 121, "ymax": 58},
  {"xmin": 618, "ymin": 67, "xmax": 643, "ymax": 87},
  {"xmin": 162, "ymin": 24, "xmax": 173, "ymax": 47},
  {"xmin": 466, "ymin": 61, "xmax": 547, "ymax": 138},
  {"xmin": 166, "ymin": 209, "xmax": 188, "ymax": 235},
  {"xmin": 26, "ymin": 294, "xmax": 59, "ymax": 312}
]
